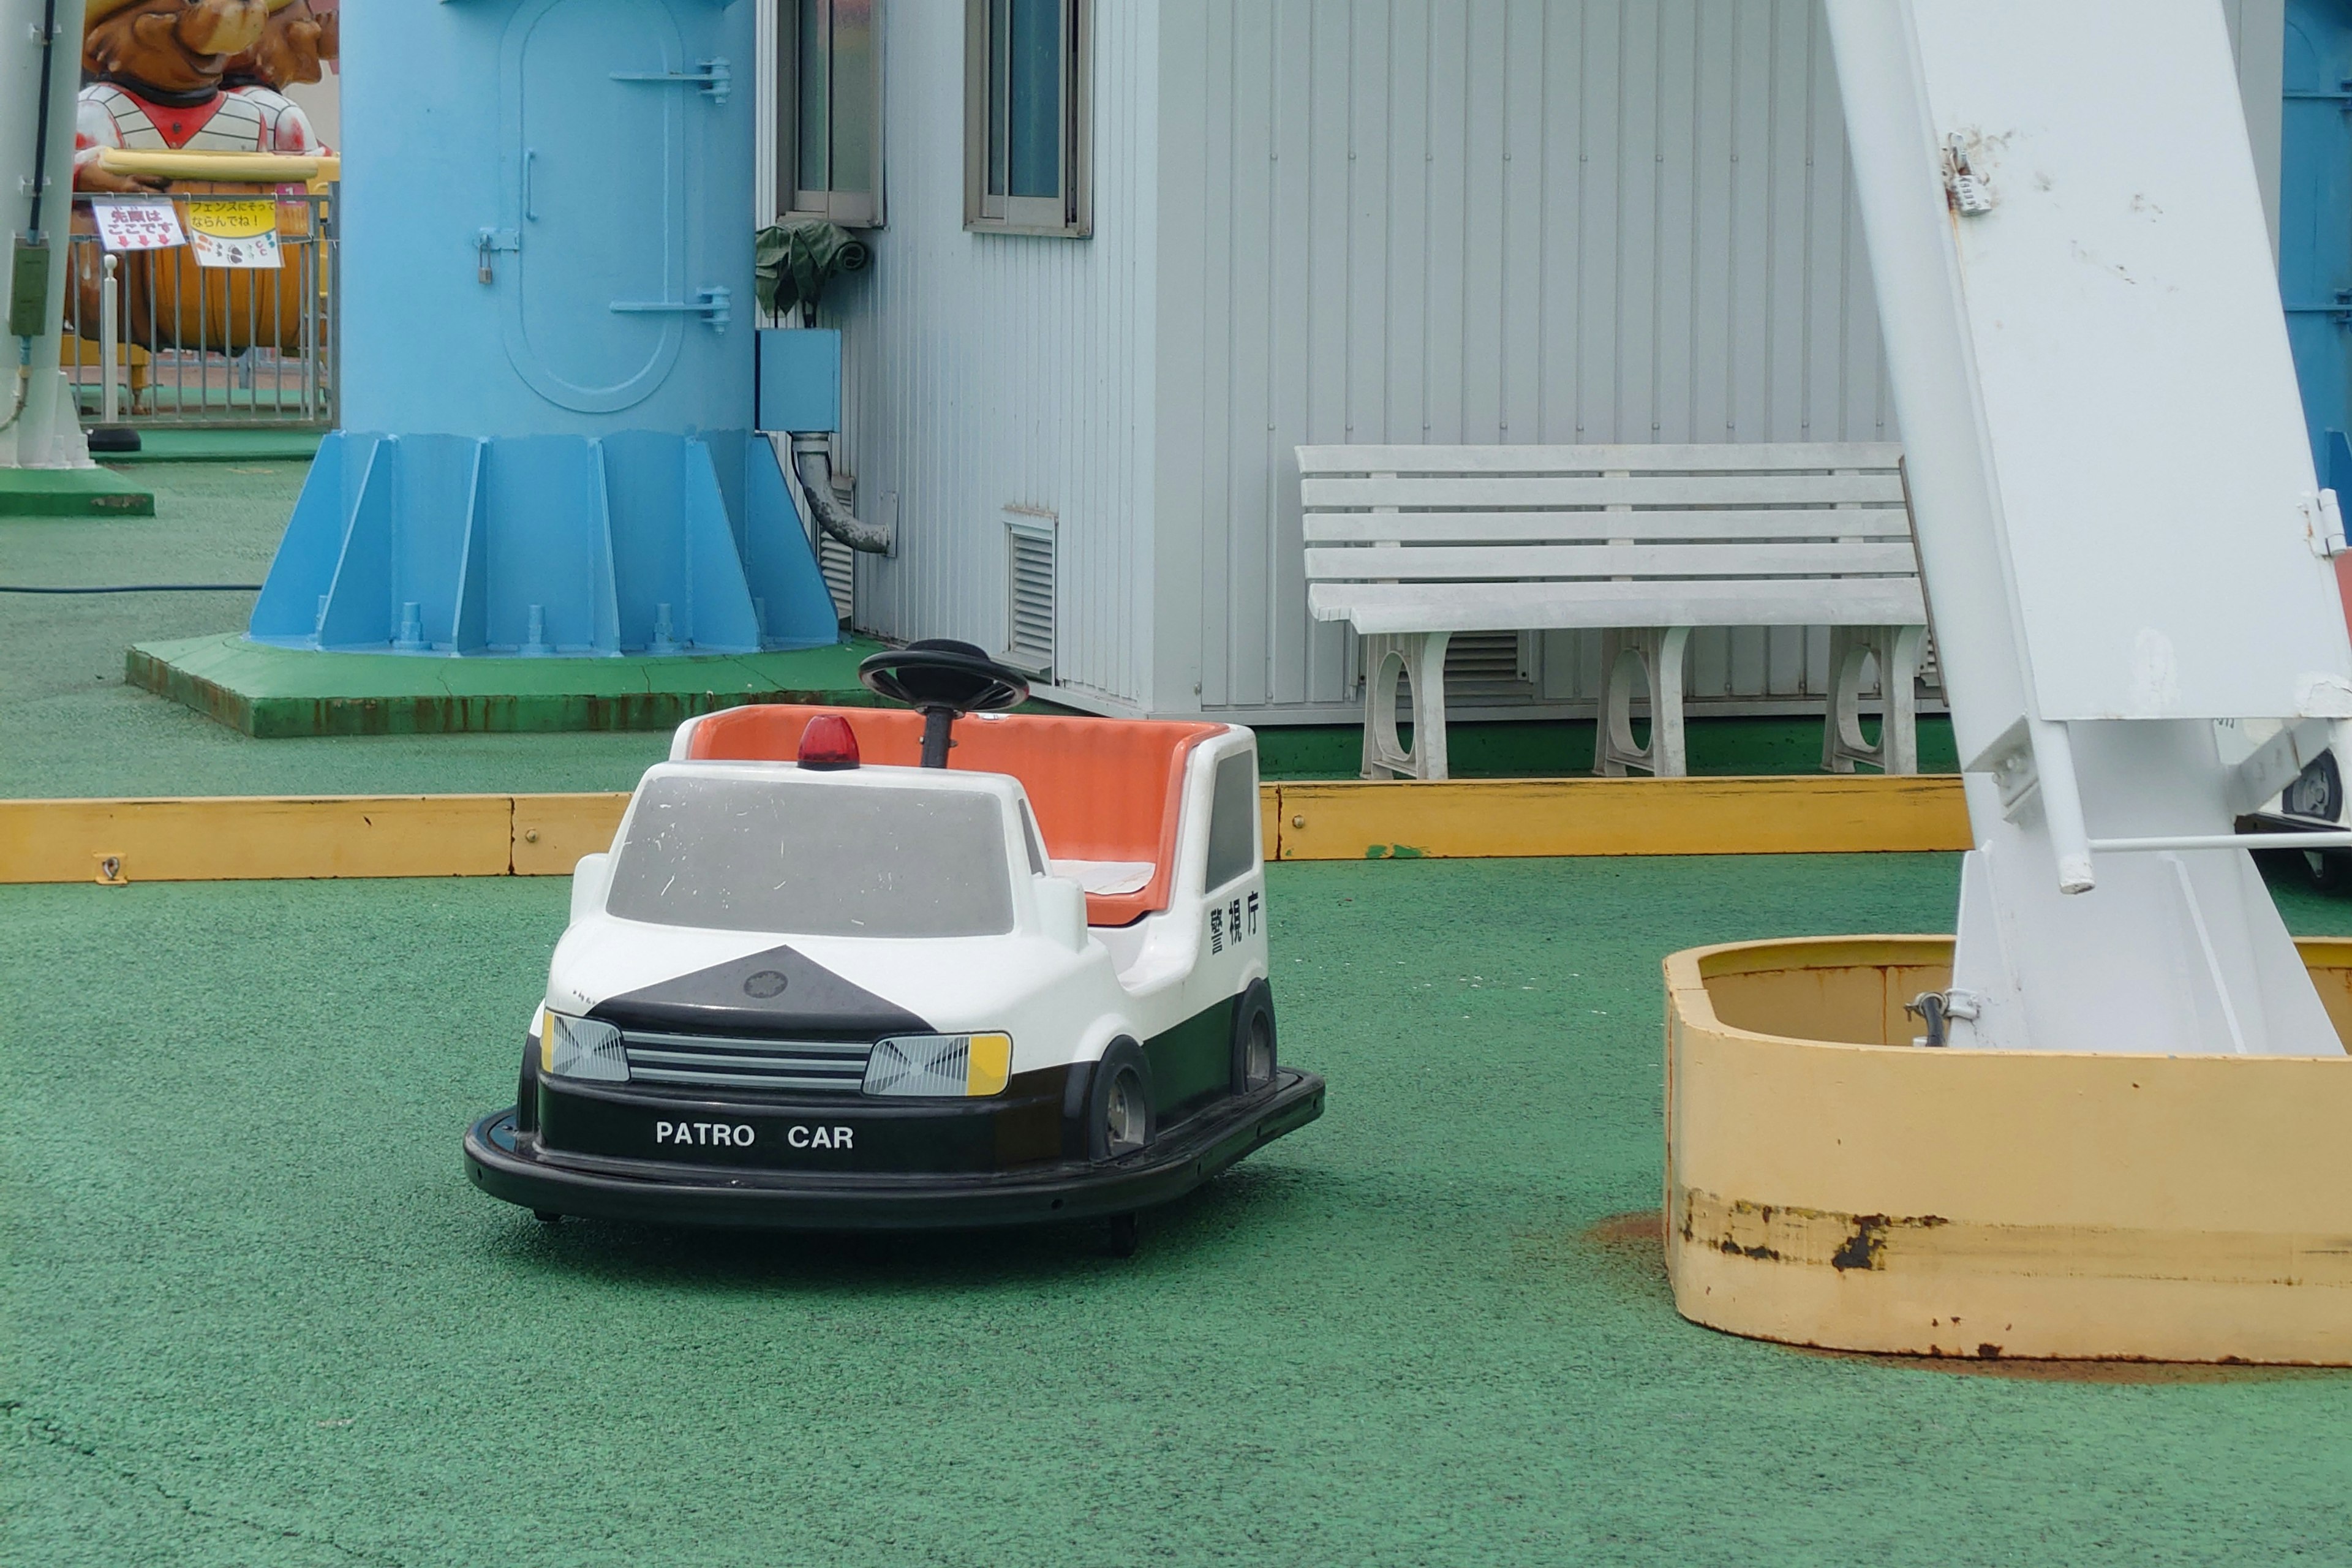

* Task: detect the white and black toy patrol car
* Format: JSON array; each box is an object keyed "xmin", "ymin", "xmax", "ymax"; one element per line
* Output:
[{"xmin": 464, "ymin": 642, "xmax": 1322, "ymax": 1250}]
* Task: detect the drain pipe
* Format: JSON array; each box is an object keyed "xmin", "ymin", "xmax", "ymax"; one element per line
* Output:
[{"xmin": 789, "ymin": 432, "xmax": 892, "ymax": 555}]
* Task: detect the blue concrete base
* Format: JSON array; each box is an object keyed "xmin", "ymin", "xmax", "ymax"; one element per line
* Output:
[{"xmin": 249, "ymin": 429, "xmax": 841, "ymax": 656}]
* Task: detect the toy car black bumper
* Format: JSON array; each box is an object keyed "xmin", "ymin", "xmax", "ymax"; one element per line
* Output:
[{"xmin": 464, "ymin": 1069, "xmax": 1324, "ymax": 1231}]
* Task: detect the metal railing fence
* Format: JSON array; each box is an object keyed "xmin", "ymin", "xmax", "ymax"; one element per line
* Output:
[{"xmin": 59, "ymin": 190, "xmax": 337, "ymax": 428}]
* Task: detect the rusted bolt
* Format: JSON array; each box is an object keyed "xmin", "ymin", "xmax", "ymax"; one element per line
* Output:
[{"xmin": 1291, "ymin": 815, "xmax": 1305, "ymax": 829}]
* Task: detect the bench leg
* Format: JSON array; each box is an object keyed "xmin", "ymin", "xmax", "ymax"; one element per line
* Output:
[
  {"xmin": 1883, "ymin": 624, "xmax": 1922, "ymax": 775},
  {"xmin": 1822, "ymin": 625, "xmax": 1924, "ymax": 775},
  {"xmin": 1360, "ymin": 631, "xmax": 1453, "ymax": 781},
  {"xmin": 1594, "ymin": 627, "xmax": 1691, "ymax": 778}
]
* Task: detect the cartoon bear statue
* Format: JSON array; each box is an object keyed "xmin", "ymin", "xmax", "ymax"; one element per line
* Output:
[{"xmin": 75, "ymin": 0, "xmax": 325, "ymax": 192}]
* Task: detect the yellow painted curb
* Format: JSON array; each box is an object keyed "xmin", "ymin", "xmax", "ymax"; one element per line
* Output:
[
  {"xmin": 0, "ymin": 774, "xmax": 1970, "ymax": 885},
  {"xmin": 511, "ymin": 794, "xmax": 631, "ymax": 876},
  {"xmin": 1663, "ymin": 935, "xmax": 2352, "ymax": 1365},
  {"xmin": 0, "ymin": 795, "xmax": 516, "ymax": 883},
  {"xmin": 1279, "ymin": 775, "xmax": 1969, "ymax": 860}
]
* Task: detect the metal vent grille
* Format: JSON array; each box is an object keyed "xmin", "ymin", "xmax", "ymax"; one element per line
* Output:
[
  {"xmin": 1004, "ymin": 515, "xmax": 1056, "ymax": 678},
  {"xmin": 1443, "ymin": 630, "xmax": 1535, "ymax": 700},
  {"xmin": 819, "ymin": 534, "xmax": 854, "ymax": 622},
  {"xmin": 620, "ymin": 1030, "xmax": 873, "ymax": 1094}
]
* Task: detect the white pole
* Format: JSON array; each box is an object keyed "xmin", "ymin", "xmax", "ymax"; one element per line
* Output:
[
  {"xmin": 100, "ymin": 251, "xmax": 118, "ymax": 426},
  {"xmin": 1, "ymin": 0, "xmax": 95, "ymax": 469}
]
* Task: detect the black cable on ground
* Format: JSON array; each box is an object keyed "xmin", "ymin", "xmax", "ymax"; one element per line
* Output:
[{"xmin": 0, "ymin": 583, "xmax": 264, "ymax": 594}]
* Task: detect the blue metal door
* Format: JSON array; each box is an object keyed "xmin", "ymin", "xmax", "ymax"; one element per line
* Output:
[
  {"xmin": 498, "ymin": 0, "xmax": 689, "ymax": 414},
  {"xmin": 2284, "ymin": 0, "xmax": 2352, "ymax": 484}
]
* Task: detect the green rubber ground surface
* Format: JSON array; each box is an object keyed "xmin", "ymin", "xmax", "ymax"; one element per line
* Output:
[
  {"xmin": 0, "ymin": 462, "xmax": 694, "ymax": 796},
  {"xmin": 10, "ymin": 855, "xmax": 2352, "ymax": 1567}
]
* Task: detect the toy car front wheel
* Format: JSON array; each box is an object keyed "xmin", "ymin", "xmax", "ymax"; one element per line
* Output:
[
  {"xmin": 1089, "ymin": 1038, "xmax": 1155, "ymax": 1160},
  {"xmin": 1231, "ymin": 979, "xmax": 1277, "ymax": 1094},
  {"xmin": 1102, "ymin": 1070, "xmax": 1150, "ymax": 1154}
]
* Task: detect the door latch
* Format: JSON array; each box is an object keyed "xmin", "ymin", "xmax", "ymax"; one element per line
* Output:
[{"xmin": 475, "ymin": 228, "xmax": 519, "ymax": 284}]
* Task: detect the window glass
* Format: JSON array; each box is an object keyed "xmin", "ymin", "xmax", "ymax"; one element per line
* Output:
[
  {"xmin": 986, "ymin": 0, "xmax": 1010, "ymax": 197},
  {"xmin": 966, "ymin": 0, "xmax": 1087, "ymax": 235},
  {"xmin": 783, "ymin": 0, "xmax": 881, "ymax": 224},
  {"xmin": 1006, "ymin": 0, "xmax": 1061, "ymax": 198},
  {"xmin": 608, "ymin": 775, "xmax": 1015, "ymax": 938},
  {"xmin": 795, "ymin": 0, "xmax": 829, "ymax": 190},
  {"xmin": 829, "ymin": 0, "xmax": 876, "ymax": 195},
  {"xmin": 1204, "ymin": 753, "xmax": 1259, "ymax": 892}
]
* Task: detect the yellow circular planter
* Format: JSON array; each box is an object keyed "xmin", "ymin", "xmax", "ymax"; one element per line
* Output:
[{"xmin": 1664, "ymin": 936, "xmax": 2352, "ymax": 1364}]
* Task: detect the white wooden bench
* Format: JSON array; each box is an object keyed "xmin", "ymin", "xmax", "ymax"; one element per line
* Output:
[{"xmin": 1298, "ymin": 442, "xmax": 1928, "ymax": 780}]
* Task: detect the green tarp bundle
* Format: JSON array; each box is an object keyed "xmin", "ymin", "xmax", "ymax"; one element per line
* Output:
[{"xmin": 755, "ymin": 221, "xmax": 872, "ymax": 320}]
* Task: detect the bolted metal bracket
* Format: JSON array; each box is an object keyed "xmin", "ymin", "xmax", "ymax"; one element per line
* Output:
[
  {"xmin": 1904, "ymin": 987, "xmax": 1981, "ymax": 1047},
  {"xmin": 1943, "ymin": 133, "xmax": 1995, "ymax": 215},
  {"xmin": 609, "ymin": 58, "xmax": 731, "ymax": 105},
  {"xmin": 609, "ymin": 285, "xmax": 731, "ymax": 331}
]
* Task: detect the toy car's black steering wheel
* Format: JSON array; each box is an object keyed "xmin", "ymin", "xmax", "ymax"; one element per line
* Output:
[{"xmin": 858, "ymin": 639, "xmax": 1030, "ymax": 767}]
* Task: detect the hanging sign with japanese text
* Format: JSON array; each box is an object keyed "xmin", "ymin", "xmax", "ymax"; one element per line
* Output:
[
  {"xmin": 185, "ymin": 199, "xmax": 281, "ymax": 270},
  {"xmin": 89, "ymin": 197, "xmax": 185, "ymax": 252}
]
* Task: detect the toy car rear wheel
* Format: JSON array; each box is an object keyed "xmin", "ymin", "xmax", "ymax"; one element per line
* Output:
[
  {"xmin": 1088, "ymin": 1039, "xmax": 1155, "ymax": 1160},
  {"xmin": 1231, "ymin": 980, "xmax": 1277, "ymax": 1095}
]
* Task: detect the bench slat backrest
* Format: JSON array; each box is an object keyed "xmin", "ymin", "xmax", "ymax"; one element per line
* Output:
[{"xmin": 1298, "ymin": 441, "xmax": 1919, "ymax": 633}]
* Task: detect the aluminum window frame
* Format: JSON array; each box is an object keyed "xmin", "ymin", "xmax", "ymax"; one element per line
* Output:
[
  {"xmin": 775, "ymin": 0, "xmax": 886, "ymax": 229},
  {"xmin": 963, "ymin": 0, "xmax": 1093, "ymax": 238}
]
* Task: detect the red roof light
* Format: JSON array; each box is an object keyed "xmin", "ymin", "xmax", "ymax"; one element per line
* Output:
[{"xmin": 797, "ymin": 714, "xmax": 861, "ymax": 771}]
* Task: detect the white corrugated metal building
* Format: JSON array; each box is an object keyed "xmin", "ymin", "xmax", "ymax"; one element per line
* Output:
[{"xmin": 758, "ymin": 0, "xmax": 2291, "ymax": 723}]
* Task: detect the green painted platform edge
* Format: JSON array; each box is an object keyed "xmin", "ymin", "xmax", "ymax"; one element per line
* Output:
[
  {"xmin": 128, "ymin": 632, "xmax": 891, "ymax": 738},
  {"xmin": 0, "ymin": 466, "xmax": 155, "ymax": 518},
  {"xmin": 96, "ymin": 428, "xmax": 324, "ymax": 464},
  {"xmin": 1254, "ymin": 713, "xmax": 1963, "ymax": 779}
]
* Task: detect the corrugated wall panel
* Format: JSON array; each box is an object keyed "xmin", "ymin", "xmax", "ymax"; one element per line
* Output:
[
  {"xmin": 1156, "ymin": 0, "xmax": 1902, "ymax": 719},
  {"xmin": 810, "ymin": 1, "xmax": 2277, "ymax": 722},
  {"xmin": 825, "ymin": 2, "xmax": 1159, "ymax": 711}
]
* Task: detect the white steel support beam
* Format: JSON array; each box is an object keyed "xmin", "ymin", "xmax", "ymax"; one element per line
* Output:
[{"xmin": 1825, "ymin": 0, "xmax": 2352, "ymax": 1055}]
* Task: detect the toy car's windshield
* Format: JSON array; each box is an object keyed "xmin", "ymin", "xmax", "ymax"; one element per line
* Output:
[{"xmin": 605, "ymin": 775, "xmax": 1016, "ymax": 938}]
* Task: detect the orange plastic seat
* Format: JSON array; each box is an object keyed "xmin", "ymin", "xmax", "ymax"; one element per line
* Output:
[{"xmin": 687, "ymin": 705, "xmax": 1230, "ymax": 926}]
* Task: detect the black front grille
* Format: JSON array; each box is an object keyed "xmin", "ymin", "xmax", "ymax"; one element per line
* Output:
[{"xmin": 619, "ymin": 1030, "xmax": 873, "ymax": 1094}]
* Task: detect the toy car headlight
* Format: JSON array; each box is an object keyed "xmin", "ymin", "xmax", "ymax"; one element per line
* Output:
[
  {"xmin": 538, "ymin": 1009, "xmax": 629, "ymax": 1083},
  {"xmin": 862, "ymin": 1033, "xmax": 1011, "ymax": 1097}
]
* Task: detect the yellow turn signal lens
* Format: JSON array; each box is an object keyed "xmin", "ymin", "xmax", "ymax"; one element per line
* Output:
[{"xmin": 964, "ymin": 1032, "xmax": 1012, "ymax": 1096}]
